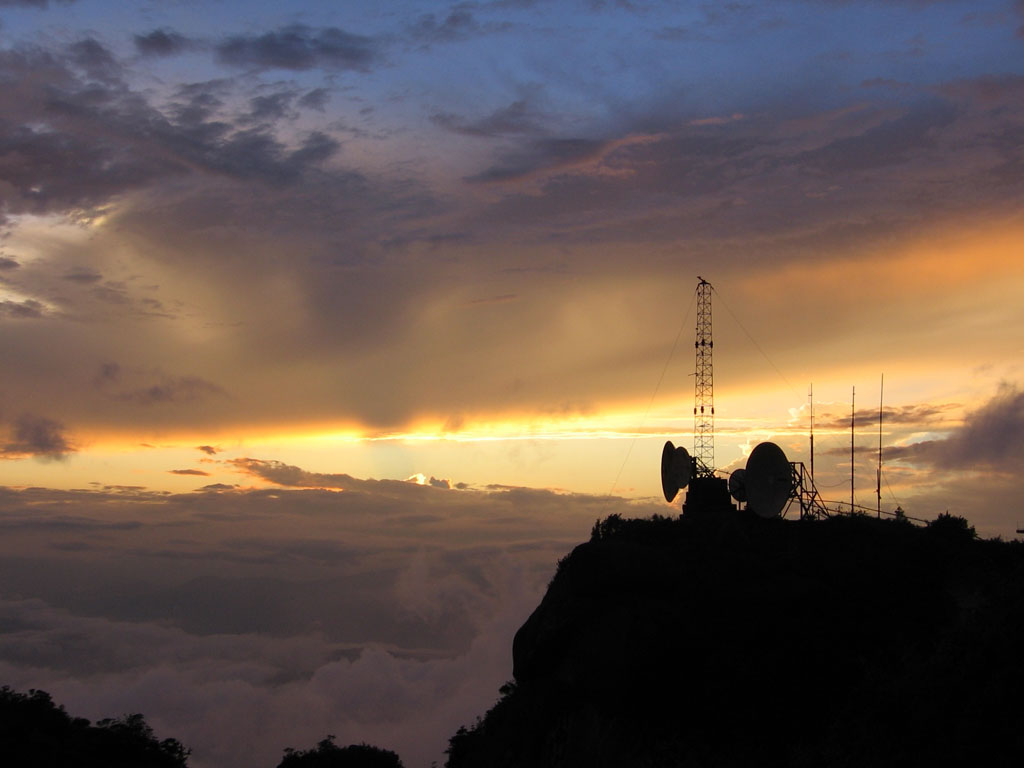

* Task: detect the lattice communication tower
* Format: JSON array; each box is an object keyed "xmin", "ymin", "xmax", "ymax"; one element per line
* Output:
[{"xmin": 693, "ymin": 278, "xmax": 715, "ymax": 476}]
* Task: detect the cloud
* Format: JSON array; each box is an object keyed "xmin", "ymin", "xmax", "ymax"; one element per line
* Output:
[
  {"xmin": 0, "ymin": 0, "xmax": 76, "ymax": 6},
  {"xmin": 796, "ymin": 101, "xmax": 958, "ymax": 174},
  {"xmin": 297, "ymin": 88, "xmax": 330, "ymax": 111},
  {"xmin": 408, "ymin": 9, "xmax": 483, "ymax": 43},
  {"xmin": 116, "ymin": 375, "xmax": 226, "ymax": 406},
  {"xmin": 0, "ymin": 299, "xmax": 45, "ymax": 319},
  {"xmin": 134, "ymin": 29, "xmax": 193, "ymax": 58},
  {"xmin": 432, "ymin": 99, "xmax": 545, "ymax": 137},
  {"xmin": 0, "ymin": 11, "xmax": 1022, "ymax": 440},
  {"xmin": 0, "ymin": 256, "xmax": 20, "ymax": 270},
  {"xmin": 0, "ymin": 44, "xmax": 350, "ymax": 225},
  {"xmin": 91, "ymin": 366, "xmax": 226, "ymax": 407},
  {"xmin": 67, "ymin": 37, "xmax": 121, "ymax": 84},
  {"xmin": 2, "ymin": 414, "xmax": 75, "ymax": 459},
  {"xmin": 468, "ymin": 137, "xmax": 611, "ymax": 182},
  {"xmin": 886, "ymin": 383, "xmax": 1024, "ymax": 472},
  {"xmin": 197, "ymin": 445, "xmax": 218, "ymax": 456},
  {"xmin": 0, "ymin": 477, "xmax": 651, "ymax": 767},
  {"xmin": 169, "ymin": 469, "xmax": 210, "ymax": 476},
  {"xmin": 244, "ymin": 92, "xmax": 297, "ymax": 124},
  {"xmin": 815, "ymin": 403, "xmax": 958, "ymax": 431},
  {"xmin": 216, "ymin": 25, "xmax": 381, "ymax": 71},
  {"xmin": 62, "ymin": 268, "xmax": 103, "ymax": 284},
  {"xmin": 229, "ymin": 458, "xmax": 386, "ymax": 493}
]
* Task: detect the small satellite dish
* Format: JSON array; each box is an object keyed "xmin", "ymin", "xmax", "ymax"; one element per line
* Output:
[
  {"xmin": 661, "ymin": 440, "xmax": 692, "ymax": 503},
  {"xmin": 728, "ymin": 468, "xmax": 747, "ymax": 502},
  {"xmin": 745, "ymin": 442, "xmax": 793, "ymax": 518}
]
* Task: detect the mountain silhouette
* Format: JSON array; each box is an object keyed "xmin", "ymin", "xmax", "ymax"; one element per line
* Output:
[{"xmin": 445, "ymin": 511, "xmax": 1024, "ymax": 767}]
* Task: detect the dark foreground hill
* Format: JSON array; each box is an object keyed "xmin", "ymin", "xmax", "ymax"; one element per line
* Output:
[{"xmin": 445, "ymin": 512, "xmax": 1024, "ymax": 768}]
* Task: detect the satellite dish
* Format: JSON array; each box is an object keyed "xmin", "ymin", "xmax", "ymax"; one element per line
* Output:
[
  {"xmin": 661, "ymin": 440, "xmax": 692, "ymax": 503},
  {"xmin": 744, "ymin": 442, "xmax": 793, "ymax": 518},
  {"xmin": 728, "ymin": 468, "xmax": 747, "ymax": 502}
]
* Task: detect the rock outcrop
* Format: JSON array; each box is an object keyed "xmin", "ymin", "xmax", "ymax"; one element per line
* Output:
[{"xmin": 445, "ymin": 512, "xmax": 1024, "ymax": 767}]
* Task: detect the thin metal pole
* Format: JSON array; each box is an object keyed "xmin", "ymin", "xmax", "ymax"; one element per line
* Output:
[
  {"xmin": 877, "ymin": 374, "xmax": 883, "ymax": 519},
  {"xmin": 809, "ymin": 383, "xmax": 814, "ymax": 485},
  {"xmin": 851, "ymin": 385, "xmax": 855, "ymax": 512}
]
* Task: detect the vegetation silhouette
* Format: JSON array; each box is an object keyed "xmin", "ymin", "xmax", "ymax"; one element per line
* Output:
[
  {"xmin": 0, "ymin": 687, "xmax": 408, "ymax": 768},
  {"xmin": 0, "ymin": 686, "xmax": 190, "ymax": 768},
  {"xmin": 277, "ymin": 736, "xmax": 404, "ymax": 767},
  {"xmin": 445, "ymin": 511, "xmax": 1024, "ymax": 767}
]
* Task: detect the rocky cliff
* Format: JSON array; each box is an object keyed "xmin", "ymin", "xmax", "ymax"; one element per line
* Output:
[{"xmin": 445, "ymin": 512, "xmax": 1024, "ymax": 768}]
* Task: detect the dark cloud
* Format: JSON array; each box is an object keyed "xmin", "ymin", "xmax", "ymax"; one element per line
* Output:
[
  {"xmin": 654, "ymin": 25, "xmax": 712, "ymax": 42},
  {"xmin": 938, "ymin": 74, "xmax": 1024, "ymax": 107},
  {"xmin": 0, "ymin": 256, "xmax": 19, "ymax": 270},
  {"xmin": 432, "ymin": 99, "xmax": 544, "ymax": 137},
  {"xmin": 0, "ymin": 299, "xmax": 45, "ymax": 319},
  {"xmin": 229, "ymin": 458, "xmax": 381, "ymax": 492},
  {"xmin": 244, "ymin": 92, "xmax": 296, "ymax": 124},
  {"xmin": 468, "ymin": 137, "xmax": 609, "ymax": 182},
  {"xmin": 197, "ymin": 445, "xmax": 218, "ymax": 456},
  {"xmin": 91, "ymin": 364, "xmax": 226, "ymax": 406},
  {"xmin": 0, "ymin": 46, "xmax": 351, "ymax": 224},
  {"xmin": 198, "ymin": 482, "xmax": 235, "ymax": 491},
  {"xmin": 115, "ymin": 374, "xmax": 226, "ymax": 406},
  {"xmin": 0, "ymin": 47, "xmax": 186, "ymax": 216},
  {"xmin": 886, "ymin": 384, "xmax": 1024, "ymax": 472},
  {"xmin": 93, "ymin": 361, "xmax": 120, "ymax": 385},
  {"xmin": 409, "ymin": 8, "xmax": 481, "ymax": 43},
  {"xmin": 797, "ymin": 101, "xmax": 959, "ymax": 173},
  {"xmin": 133, "ymin": 28, "xmax": 192, "ymax": 58},
  {"xmin": 298, "ymin": 87, "xmax": 330, "ymax": 111},
  {"xmin": 216, "ymin": 25, "xmax": 381, "ymax": 71},
  {"xmin": 169, "ymin": 468, "xmax": 210, "ymax": 476},
  {"xmin": 0, "ymin": 0, "xmax": 76, "ymax": 6},
  {"xmin": 816, "ymin": 403, "xmax": 957, "ymax": 431},
  {"xmin": 67, "ymin": 38, "xmax": 121, "ymax": 83},
  {"xmin": 2, "ymin": 414, "xmax": 74, "ymax": 459},
  {"xmin": 62, "ymin": 268, "xmax": 102, "ymax": 284}
]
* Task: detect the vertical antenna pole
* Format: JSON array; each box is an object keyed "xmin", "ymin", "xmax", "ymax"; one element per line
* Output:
[
  {"xmin": 877, "ymin": 373, "xmax": 883, "ymax": 519},
  {"xmin": 809, "ymin": 383, "xmax": 814, "ymax": 485},
  {"xmin": 693, "ymin": 278, "xmax": 715, "ymax": 477},
  {"xmin": 851, "ymin": 385, "xmax": 855, "ymax": 512}
]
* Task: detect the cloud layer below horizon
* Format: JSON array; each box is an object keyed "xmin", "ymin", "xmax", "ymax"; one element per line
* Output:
[{"xmin": 0, "ymin": 477, "xmax": 652, "ymax": 767}]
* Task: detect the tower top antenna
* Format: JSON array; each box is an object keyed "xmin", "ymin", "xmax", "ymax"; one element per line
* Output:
[{"xmin": 693, "ymin": 278, "xmax": 715, "ymax": 477}]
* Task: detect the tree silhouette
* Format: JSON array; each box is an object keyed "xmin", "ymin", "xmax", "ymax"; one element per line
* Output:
[
  {"xmin": 0, "ymin": 686, "xmax": 189, "ymax": 767},
  {"xmin": 277, "ymin": 736, "xmax": 404, "ymax": 768}
]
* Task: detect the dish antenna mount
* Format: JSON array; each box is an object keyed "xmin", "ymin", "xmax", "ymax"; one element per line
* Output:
[
  {"xmin": 660, "ymin": 441, "xmax": 692, "ymax": 503},
  {"xmin": 744, "ymin": 441, "xmax": 794, "ymax": 518}
]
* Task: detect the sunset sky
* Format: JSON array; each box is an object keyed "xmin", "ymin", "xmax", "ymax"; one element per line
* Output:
[{"xmin": 2, "ymin": 0, "xmax": 1024, "ymax": 766}]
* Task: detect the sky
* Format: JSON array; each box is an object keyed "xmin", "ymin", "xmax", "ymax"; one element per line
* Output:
[{"xmin": 1, "ymin": 0, "xmax": 1023, "ymax": 765}]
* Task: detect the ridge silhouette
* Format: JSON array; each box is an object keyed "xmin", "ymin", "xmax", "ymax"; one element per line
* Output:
[{"xmin": 445, "ymin": 511, "xmax": 1024, "ymax": 767}]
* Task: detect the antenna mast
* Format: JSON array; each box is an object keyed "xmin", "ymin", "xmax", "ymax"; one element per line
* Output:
[
  {"xmin": 693, "ymin": 278, "xmax": 715, "ymax": 477},
  {"xmin": 877, "ymin": 373, "xmax": 883, "ymax": 518},
  {"xmin": 851, "ymin": 385, "xmax": 855, "ymax": 512},
  {"xmin": 809, "ymin": 383, "xmax": 815, "ymax": 485}
]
